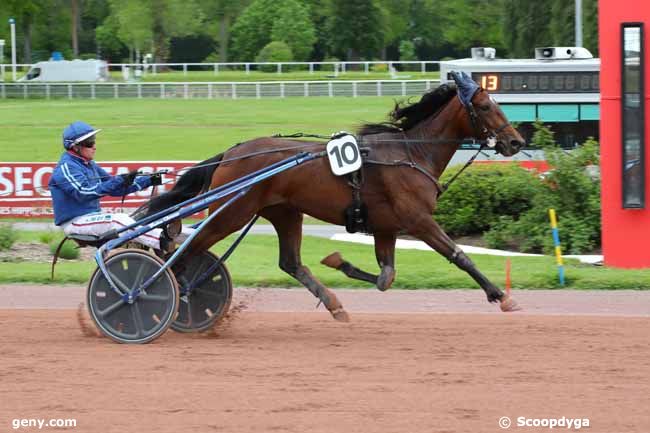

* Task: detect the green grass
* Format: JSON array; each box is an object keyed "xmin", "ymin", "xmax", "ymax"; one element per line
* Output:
[
  {"xmin": 0, "ymin": 97, "xmax": 398, "ymax": 162},
  {"xmin": 2, "ymin": 232, "xmax": 650, "ymax": 288}
]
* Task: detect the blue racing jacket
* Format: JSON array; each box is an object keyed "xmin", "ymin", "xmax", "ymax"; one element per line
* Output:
[{"xmin": 49, "ymin": 152, "xmax": 152, "ymax": 225}]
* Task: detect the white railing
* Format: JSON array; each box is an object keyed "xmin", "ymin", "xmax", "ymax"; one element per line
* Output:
[
  {"xmin": 0, "ymin": 80, "xmax": 439, "ymax": 99},
  {"xmin": 110, "ymin": 61, "xmax": 440, "ymax": 76},
  {"xmin": 0, "ymin": 61, "xmax": 440, "ymax": 80}
]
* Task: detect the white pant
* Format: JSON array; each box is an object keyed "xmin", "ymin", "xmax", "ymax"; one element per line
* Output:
[{"xmin": 62, "ymin": 212, "xmax": 193, "ymax": 251}]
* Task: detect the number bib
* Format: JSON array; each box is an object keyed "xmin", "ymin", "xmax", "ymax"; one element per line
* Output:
[{"xmin": 326, "ymin": 135, "xmax": 362, "ymax": 176}]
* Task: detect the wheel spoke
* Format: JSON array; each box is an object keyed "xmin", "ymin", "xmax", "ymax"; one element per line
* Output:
[
  {"xmin": 139, "ymin": 293, "xmax": 170, "ymax": 302},
  {"xmin": 188, "ymin": 260, "xmax": 209, "ymax": 288},
  {"xmin": 97, "ymin": 299, "xmax": 125, "ymax": 318},
  {"xmin": 194, "ymin": 287, "xmax": 222, "ymax": 299},
  {"xmin": 132, "ymin": 260, "xmax": 152, "ymax": 289},
  {"xmin": 131, "ymin": 303, "xmax": 146, "ymax": 338},
  {"xmin": 108, "ymin": 272, "xmax": 132, "ymax": 295}
]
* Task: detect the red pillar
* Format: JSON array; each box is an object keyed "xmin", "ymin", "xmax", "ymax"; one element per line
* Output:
[{"xmin": 600, "ymin": 0, "xmax": 650, "ymax": 267}]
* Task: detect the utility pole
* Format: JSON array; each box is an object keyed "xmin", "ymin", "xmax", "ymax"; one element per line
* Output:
[
  {"xmin": 9, "ymin": 18, "xmax": 16, "ymax": 81},
  {"xmin": 575, "ymin": 0, "xmax": 583, "ymax": 47},
  {"xmin": 72, "ymin": 0, "xmax": 79, "ymax": 57},
  {"xmin": 0, "ymin": 39, "xmax": 4, "ymax": 81}
]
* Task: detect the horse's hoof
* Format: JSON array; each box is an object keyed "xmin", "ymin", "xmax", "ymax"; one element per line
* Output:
[
  {"xmin": 376, "ymin": 267, "xmax": 395, "ymax": 292},
  {"xmin": 500, "ymin": 295, "xmax": 522, "ymax": 312},
  {"xmin": 330, "ymin": 307, "xmax": 351, "ymax": 322},
  {"xmin": 321, "ymin": 252, "xmax": 344, "ymax": 269}
]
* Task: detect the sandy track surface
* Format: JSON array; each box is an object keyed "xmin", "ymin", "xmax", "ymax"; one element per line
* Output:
[{"xmin": 1, "ymin": 286, "xmax": 649, "ymax": 433}]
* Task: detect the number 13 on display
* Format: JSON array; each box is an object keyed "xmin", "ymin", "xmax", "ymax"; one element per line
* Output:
[{"xmin": 480, "ymin": 74, "xmax": 499, "ymax": 91}]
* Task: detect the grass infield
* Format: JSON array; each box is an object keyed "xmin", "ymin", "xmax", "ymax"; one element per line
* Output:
[
  {"xmin": 0, "ymin": 97, "xmax": 398, "ymax": 162},
  {"xmin": 2, "ymin": 231, "xmax": 650, "ymax": 289}
]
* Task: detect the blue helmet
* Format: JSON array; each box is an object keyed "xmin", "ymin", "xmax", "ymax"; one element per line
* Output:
[
  {"xmin": 62, "ymin": 121, "xmax": 102, "ymax": 149},
  {"xmin": 449, "ymin": 71, "xmax": 480, "ymax": 107}
]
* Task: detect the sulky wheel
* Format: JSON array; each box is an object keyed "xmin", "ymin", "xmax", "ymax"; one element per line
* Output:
[
  {"xmin": 171, "ymin": 251, "xmax": 233, "ymax": 333},
  {"xmin": 87, "ymin": 249, "xmax": 179, "ymax": 344}
]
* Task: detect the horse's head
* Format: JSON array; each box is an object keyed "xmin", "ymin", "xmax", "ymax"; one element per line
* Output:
[{"xmin": 451, "ymin": 71, "xmax": 525, "ymax": 157}]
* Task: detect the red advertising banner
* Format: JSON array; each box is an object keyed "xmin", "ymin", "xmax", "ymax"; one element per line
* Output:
[{"xmin": 0, "ymin": 161, "xmax": 198, "ymax": 218}]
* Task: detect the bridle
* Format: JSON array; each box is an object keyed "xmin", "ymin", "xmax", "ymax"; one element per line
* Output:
[{"xmin": 463, "ymin": 89, "xmax": 512, "ymax": 150}]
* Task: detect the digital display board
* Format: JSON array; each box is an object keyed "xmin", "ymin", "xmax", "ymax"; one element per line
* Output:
[{"xmin": 469, "ymin": 72, "xmax": 600, "ymax": 93}]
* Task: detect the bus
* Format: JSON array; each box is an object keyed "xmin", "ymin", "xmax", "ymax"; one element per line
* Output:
[{"xmin": 440, "ymin": 47, "xmax": 600, "ymax": 152}]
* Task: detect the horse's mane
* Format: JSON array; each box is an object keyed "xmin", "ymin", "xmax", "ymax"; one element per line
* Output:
[{"xmin": 358, "ymin": 84, "xmax": 458, "ymax": 135}]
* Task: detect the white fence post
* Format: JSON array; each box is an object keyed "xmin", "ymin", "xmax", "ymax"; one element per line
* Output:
[
  {"xmin": 68, "ymin": 84, "xmax": 72, "ymax": 100},
  {"xmin": 277, "ymin": 63, "xmax": 281, "ymax": 74},
  {"xmin": 245, "ymin": 63, "xmax": 250, "ymax": 74},
  {"xmin": 232, "ymin": 83, "xmax": 236, "ymax": 99},
  {"xmin": 353, "ymin": 81, "xmax": 357, "ymax": 98},
  {"xmin": 309, "ymin": 63, "xmax": 314, "ymax": 74},
  {"xmin": 114, "ymin": 83, "xmax": 118, "ymax": 99},
  {"xmin": 328, "ymin": 82, "xmax": 333, "ymax": 97},
  {"xmin": 183, "ymin": 64, "xmax": 187, "ymax": 76},
  {"xmin": 184, "ymin": 83, "xmax": 189, "ymax": 99},
  {"xmin": 304, "ymin": 82, "xmax": 308, "ymax": 97},
  {"xmin": 91, "ymin": 83, "xmax": 96, "ymax": 99},
  {"xmin": 256, "ymin": 83, "xmax": 261, "ymax": 99},
  {"xmin": 137, "ymin": 83, "xmax": 142, "ymax": 99},
  {"xmin": 364, "ymin": 63, "xmax": 369, "ymax": 74},
  {"xmin": 377, "ymin": 81, "xmax": 382, "ymax": 97},
  {"xmin": 214, "ymin": 63, "xmax": 219, "ymax": 75},
  {"xmin": 421, "ymin": 62, "xmax": 426, "ymax": 74},
  {"xmin": 280, "ymin": 82, "xmax": 285, "ymax": 98},
  {"xmin": 401, "ymin": 81, "xmax": 406, "ymax": 96}
]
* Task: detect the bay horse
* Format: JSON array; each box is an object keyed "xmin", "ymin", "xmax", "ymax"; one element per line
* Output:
[{"xmin": 136, "ymin": 72, "xmax": 525, "ymax": 321}]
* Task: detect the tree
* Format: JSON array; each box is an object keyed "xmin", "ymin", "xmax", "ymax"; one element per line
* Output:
[
  {"xmin": 3, "ymin": 0, "xmax": 42, "ymax": 63},
  {"xmin": 108, "ymin": 0, "xmax": 153, "ymax": 61},
  {"xmin": 404, "ymin": 0, "xmax": 449, "ymax": 60},
  {"xmin": 199, "ymin": 0, "xmax": 250, "ymax": 62},
  {"xmin": 230, "ymin": 0, "xmax": 316, "ymax": 61},
  {"xmin": 583, "ymin": 0, "xmax": 598, "ymax": 55},
  {"xmin": 104, "ymin": 0, "xmax": 203, "ymax": 62},
  {"xmin": 151, "ymin": 0, "xmax": 204, "ymax": 62},
  {"xmin": 376, "ymin": 0, "xmax": 409, "ymax": 59},
  {"xmin": 443, "ymin": 0, "xmax": 506, "ymax": 56},
  {"xmin": 503, "ymin": 0, "xmax": 552, "ymax": 57},
  {"xmin": 269, "ymin": 2, "xmax": 316, "ymax": 61},
  {"xmin": 327, "ymin": 0, "xmax": 384, "ymax": 60},
  {"xmin": 549, "ymin": 0, "xmax": 574, "ymax": 47},
  {"xmin": 302, "ymin": 0, "xmax": 333, "ymax": 60},
  {"xmin": 95, "ymin": 13, "xmax": 125, "ymax": 60}
]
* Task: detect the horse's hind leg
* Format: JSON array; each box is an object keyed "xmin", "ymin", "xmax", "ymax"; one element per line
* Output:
[
  {"xmin": 259, "ymin": 205, "xmax": 350, "ymax": 322},
  {"xmin": 321, "ymin": 233, "xmax": 396, "ymax": 291},
  {"xmin": 409, "ymin": 217, "xmax": 520, "ymax": 312}
]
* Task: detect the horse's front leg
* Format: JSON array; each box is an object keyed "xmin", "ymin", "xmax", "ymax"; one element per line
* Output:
[
  {"xmin": 409, "ymin": 216, "xmax": 520, "ymax": 312},
  {"xmin": 321, "ymin": 233, "xmax": 396, "ymax": 291}
]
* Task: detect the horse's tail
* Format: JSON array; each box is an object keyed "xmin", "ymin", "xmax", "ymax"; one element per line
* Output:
[{"xmin": 132, "ymin": 152, "xmax": 224, "ymax": 220}]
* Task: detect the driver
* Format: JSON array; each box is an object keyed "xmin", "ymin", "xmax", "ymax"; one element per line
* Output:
[{"xmin": 49, "ymin": 121, "xmax": 184, "ymax": 251}]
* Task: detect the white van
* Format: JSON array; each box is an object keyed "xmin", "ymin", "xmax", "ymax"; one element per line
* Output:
[{"xmin": 18, "ymin": 59, "xmax": 109, "ymax": 82}]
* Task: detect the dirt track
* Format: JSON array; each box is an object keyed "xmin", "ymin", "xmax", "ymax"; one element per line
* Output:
[{"xmin": 1, "ymin": 286, "xmax": 649, "ymax": 433}]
